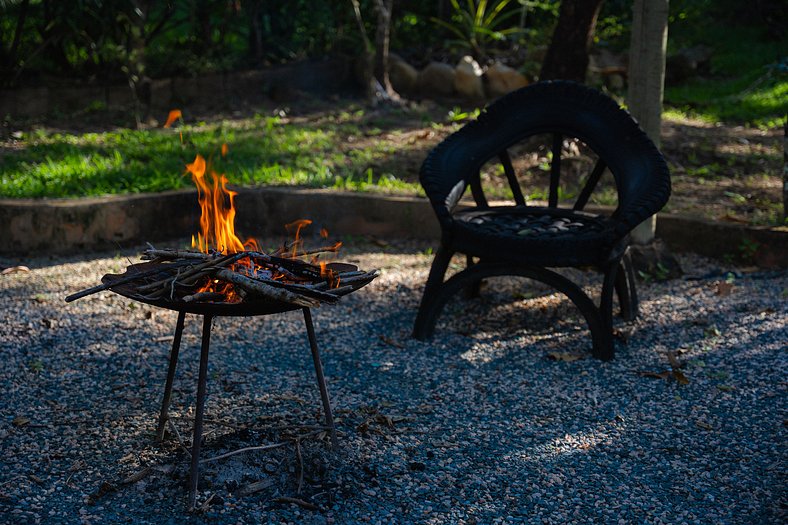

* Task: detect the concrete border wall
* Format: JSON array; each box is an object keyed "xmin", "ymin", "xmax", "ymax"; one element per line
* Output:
[{"xmin": 1, "ymin": 189, "xmax": 785, "ymax": 267}]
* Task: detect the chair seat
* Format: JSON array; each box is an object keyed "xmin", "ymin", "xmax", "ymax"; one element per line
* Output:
[{"xmin": 451, "ymin": 206, "xmax": 620, "ymax": 267}]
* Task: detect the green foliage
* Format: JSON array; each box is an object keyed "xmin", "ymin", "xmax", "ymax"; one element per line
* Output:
[
  {"xmin": 663, "ymin": 7, "xmax": 788, "ymax": 127},
  {"xmin": 0, "ymin": 112, "xmax": 423, "ymax": 199},
  {"xmin": 431, "ymin": 0, "xmax": 525, "ymax": 59}
]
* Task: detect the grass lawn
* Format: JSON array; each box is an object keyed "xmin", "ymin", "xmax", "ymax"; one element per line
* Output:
[
  {"xmin": 0, "ymin": 107, "xmax": 436, "ymax": 199},
  {"xmin": 1, "ymin": 97, "xmax": 785, "ymax": 227}
]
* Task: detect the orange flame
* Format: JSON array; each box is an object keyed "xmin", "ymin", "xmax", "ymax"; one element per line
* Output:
[
  {"xmin": 181, "ymin": 149, "xmax": 341, "ymax": 299},
  {"xmin": 186, "ymin": 154, "xmax": 249, "ymax": 254},
  {"xmin": 164, "ymin": 109, "xmax": 182, "ymax": 128},
  {"xmin": 285, "ymin": 219, "xmax": 312, "ymax": 258}
]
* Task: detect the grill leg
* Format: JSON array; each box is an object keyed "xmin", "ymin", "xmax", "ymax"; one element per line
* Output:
[
  {"xmin": 156, "ymin": 310, "xmax": 186, "ymax": 441},
  {"xmin": 303, "ymin": 308, "xmax": 338, "ymax": 449},
  {"xmin": 189, "ymin": 314, "xmax": 212, "ymax": 510}
]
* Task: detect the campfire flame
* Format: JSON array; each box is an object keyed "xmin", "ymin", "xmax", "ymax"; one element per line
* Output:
[
  {"xmin": 180, "ymin": 149, "xmax": 340, "ymax": 301},
  {"xmin": 186, "ymin": 154, "xmax": 257, "ymax": 255}
]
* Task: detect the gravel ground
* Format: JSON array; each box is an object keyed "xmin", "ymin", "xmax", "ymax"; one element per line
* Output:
[{"xmin": 0, "ymin": 238, "xmax": 786, "ymax": 524}]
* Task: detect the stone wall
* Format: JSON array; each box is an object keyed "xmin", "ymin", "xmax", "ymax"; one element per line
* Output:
[{"xmin": 0, "ymin": 58, "xmax": 354, "ymax": 119}]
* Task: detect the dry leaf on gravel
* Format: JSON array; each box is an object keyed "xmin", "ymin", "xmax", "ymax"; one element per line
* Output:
[
  {"xmin": 547, "ymin": 351, "xmax": 585, "ymax": 362},
  {"xmin": 1, "ymin": 266, "xmax": 30, "ymax": 275},
  {"xmin": 715, "ymin": 281, "xmax": 734, "ymax": 296},
  {"xmin": 12, "ymin": 416, "xmax": 30, "ymax": 427},
  {"xmin": 379, "ymin": 335, "xmax": 404, "ymax": 348}
]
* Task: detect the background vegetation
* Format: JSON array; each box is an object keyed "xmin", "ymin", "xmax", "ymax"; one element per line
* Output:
[{"xmin": 1, "ymin": 0, "xmax": 786, "ymax": 222}]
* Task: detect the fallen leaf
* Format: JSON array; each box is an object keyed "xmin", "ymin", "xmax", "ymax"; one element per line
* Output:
[
  {"xmin": 717, "ymin": 384, "xmax": 735, "ymax": 392},
  {"xmin": 720, "ymin": 213, "xmax": 749, "ymax": 224},
  {"xmin": 379, "ymin": 335, "xmax": 404, "ymax": 348},
  {"xmin": 235, "ymin": 479, "xmax": 275, "ymax": 497},
  {"xmin": 547, "ymin": 351, "xmax": 585, "ymax": 362},
  {"xmin": 87, "ymin": 481, "xmax": 116, "ymax": 505},
  {"xmin": 666, "ymin": 351, "xmax": 682, "ymax": 369},
  {"xmin": 637, "ymin": 370, "xmax": 671, "ymax": 380},
  {"xmin": 715, "ymin": 281, "xmax": 734, "ymax": 296},
  {"xmin": 370, "ymin": 237, "xmax": 390, "ymax": 248},
  {"xmin": 672, "ymin": 369, "xmax": 690, "ymax": 385},
  {"xmin": 28, "ymin": 474, "xmax": 44, "ymax": 485},
  {"xmin": 12, "ymin": 416, "xmax": 30, "ymax": 427},
  {"xmin": 1, "ymin": 266, "xmax": 30, "ymax": 275},
  {"xmin": 120, "ymin": 467, "xmax": 151, "ymax": 485},
  {"xmin": 696, "ymin": 420, "xmax": 713, "ymax": 430}
]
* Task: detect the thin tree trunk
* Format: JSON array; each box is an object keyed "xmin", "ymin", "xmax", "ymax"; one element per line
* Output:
[
  {"xmin": 7, "ymin": 0, "xmax": 31, "ymax": 70},
  {"xmin": 628, "ymin": 0, "xmax": 669, "ymax": 244},
  {"xmin": 783, "ymin": 119, "xmax": 787, "ymax": 221},
  {"xmin": 540, "ymin": 0, "xmax": 604, "ymax": 82},
  {"xmin": 373, "ymin": 0, "xmax": 396, "ymax": 98}
]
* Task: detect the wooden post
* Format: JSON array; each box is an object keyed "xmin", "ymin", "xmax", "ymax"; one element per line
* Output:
[
  {"xmin": 627, "ymin": 0, "xmax": 669, "ymax": 244},
  {"xmin": 783, "ymin": 118, "xmax": 787, "ymax": 222}
]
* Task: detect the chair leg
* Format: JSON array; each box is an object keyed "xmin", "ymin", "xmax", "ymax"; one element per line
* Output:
[
  {"xmin": 413, "ymin": 245, "xmax": 453, "ymax": 340},
  {"xmin": 614, "ymin": 261, "xmax": 634, "ymax": 321},
  {"xmin": 613, "ymin": 250, "xmax": 639, "ymax": 321},
  {"xmin": 463, "ymin": 255, "xmax": 482, "ymax": 298},
  {"xmin": 414, "ymin": 260, "xmax": 613, "ymax": 360},
  {"xmin": 189, "ymin": 315, "xmax": 212, "ymax": 510},
  {"xmin": 156, "ymin": 310, "xmax": 186, "ymax": 441},
  {"xmin": 623, "ymin": 251, "xmax": 639, "ymax": 319},
  {"xmin": 598, "ymin": 261, "xmax": 620, "ymax": 360}
]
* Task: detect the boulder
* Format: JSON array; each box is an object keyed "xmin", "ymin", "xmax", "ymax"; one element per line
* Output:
[
  {"xmin": 454, "ymin": 56, "xmax": 484, "ymax": 100},
  {"xmin": 666, "ymin": 45, "xmax": 713, "ymax": 85},
  {"xmin": 389, "ymin": 54, "xmax": 419, "ymax": 96},
  {"xmin": 485, "ymin": 62, "xmax": 528, "ymax": 99},
  {"xmin": 587, "ymin": 48, "xmax": 628, "ymax": 88},
  {"xmin": 417, "ymin": 62, "xmax": 456, "ymax": 98}
]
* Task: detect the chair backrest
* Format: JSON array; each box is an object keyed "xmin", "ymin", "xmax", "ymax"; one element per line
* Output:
[{"xmin": 420, "ymin": 81, "xmax": 671, "ymax": 238}]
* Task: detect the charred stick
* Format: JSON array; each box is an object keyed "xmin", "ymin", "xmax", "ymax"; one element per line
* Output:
[
  {"xmin": 337, "ymin": 269, "xmax": 381, "ymax": 285},
  {"xmin": 64, "ymin": 260, "xmax": 193, "ymax": 303},
  {"xmin": 136, "ymin": 253, "xmax": 241, "ymax": 293},
  {"xmin": 182, "ymin": 292, "xmax": 227, "ymax": 303},
  {"xmin": 325, "ymin": 285, "xmax": 355, "ymax": 295},
  {"xmin": 256, "ymin": 279, "xmax": 340, "ymax": 303},
  {"xmin": 141, "ymin": 249, "xmax": 213, "ymax": 260},
  {"xmin": 215, "ymin": 269, "xmax": 320, "ymax": 308}
]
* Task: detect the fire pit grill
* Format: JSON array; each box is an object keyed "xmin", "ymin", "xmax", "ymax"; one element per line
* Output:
[{"xmin": 68, "ymin": 251, "xmax": 378, "ymax": 509}]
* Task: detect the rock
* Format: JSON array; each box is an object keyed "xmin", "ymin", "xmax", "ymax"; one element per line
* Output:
[
  {"xmin": 417, "ymin": 62, "xmax": 456, "ymax": 98},
  {"xmin": 389, "ymin": 54, "xmax": 419, "ymax": 96},
  {"xmin": 485, "ymin": 62, "xmax": 528, "ymax": 99},
  {"xmin": 454, "ymin": 56, "xmax": 484, "ymax": 100},
  {"xmin": 666, "ymin": 45, "xmax": 713, "ymax": 85},
  {"xmin": 588, "ymin": 48, "xmax": 628, "ymax": 89},
  {"xmin": 629, "ymin": 240, "xmax": 682, "ymax": 281}
]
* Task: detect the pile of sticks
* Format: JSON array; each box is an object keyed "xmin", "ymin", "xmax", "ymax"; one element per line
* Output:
[{"xmin": 66, "ymin": 247, "xmax": 379, "ymax": 308}]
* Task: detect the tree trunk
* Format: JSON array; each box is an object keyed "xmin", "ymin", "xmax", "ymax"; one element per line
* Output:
[
  {"xmin": 783, "ymin": 119, "xmax": 787, "ymax": 222},
  {"xmin": 627, "ymin": 0, "xmax": 669, "ymax": 244},
  {"xmin": 539, "ymin": 0, "xmax": 604, "ymax": 82},
  {"xmin": 373, "ymin": 0, "xmax": 396, "ymax": 98}
]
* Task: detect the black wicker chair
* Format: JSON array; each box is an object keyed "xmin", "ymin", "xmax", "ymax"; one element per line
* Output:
[{"xmin": 412, "ymin": 81, "xmax": 671, "ymax": 360}]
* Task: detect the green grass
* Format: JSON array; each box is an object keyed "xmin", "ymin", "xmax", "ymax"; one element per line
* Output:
[
  {"xmin": 0, "ymin": 114, "xmax": 423, "ymax": 199},
  {"xmin": 664, "ymin": 26, "xmax": 788, "ymax": 128}
]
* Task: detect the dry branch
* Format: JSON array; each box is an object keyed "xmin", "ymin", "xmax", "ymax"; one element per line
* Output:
[{"xmin": 215, "ymin": 269, "xmax": 320, "ymax": 308}]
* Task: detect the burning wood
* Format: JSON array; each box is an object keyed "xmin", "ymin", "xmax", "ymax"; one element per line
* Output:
[
  {"xmin": 66, "ymin": 247, "xmax": 379, "ymax": 308},
  {"xmin": 66, "ymin": 133, "xmax": 379, "ymax": 309}
]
